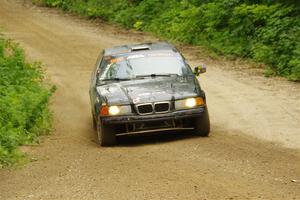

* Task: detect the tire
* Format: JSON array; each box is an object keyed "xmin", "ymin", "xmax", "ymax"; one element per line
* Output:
[
  {"xmin": 96, "ymin": 118, "xmax": 116, "ymax": 146},
  {"xmin": 194, "ymin": 107, "xmax": 210, "ymax": 137},
  {"xmin": 92, "ymin": 114, "xmax": 97, "ymax": 131}
]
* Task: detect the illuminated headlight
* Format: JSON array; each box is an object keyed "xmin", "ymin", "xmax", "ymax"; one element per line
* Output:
[
  {"xmin": 185, "ymin": 98, "xmax": 197, "ymax": 107},
  {"xmin": 100, "ymin": 105, "xmax": 131, "ymax": 116},
  {"xmin": 175, "ymin": 97, "xmax": 204, "ymax": 110},
  {"xmin": 109, "ymin": 106, "xmax": 120, "ymax": 115}
]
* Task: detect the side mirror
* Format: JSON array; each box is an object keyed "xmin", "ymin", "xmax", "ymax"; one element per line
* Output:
[{"xmin": 194, "ymin": 65, "xmax": 206, "ymax": 76}]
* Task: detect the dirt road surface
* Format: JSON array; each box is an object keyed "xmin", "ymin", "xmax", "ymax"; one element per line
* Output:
[{"xmin": 0, "ymin": 0, "xmax": 300, "ymax": 199}]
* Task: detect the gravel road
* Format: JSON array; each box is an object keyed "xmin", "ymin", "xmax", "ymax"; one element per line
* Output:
[{"xmin": 0, "ymin": 0, "xmax": 300, "ymax": 199}]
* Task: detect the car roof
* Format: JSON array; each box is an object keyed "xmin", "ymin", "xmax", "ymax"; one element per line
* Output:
[{"xmin": 103, "ymin": 42, "xmax": 179, "ymax": 57}]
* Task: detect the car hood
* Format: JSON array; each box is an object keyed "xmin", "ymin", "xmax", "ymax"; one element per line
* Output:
[{"xmin": 96, "ymin": 76, "xmax": 198, "ymax": 105}]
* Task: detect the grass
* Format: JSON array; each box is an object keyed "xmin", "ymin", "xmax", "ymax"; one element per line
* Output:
[{"xmin": 0, "ymin": 36, "xmax": 54, "ymax": 168}]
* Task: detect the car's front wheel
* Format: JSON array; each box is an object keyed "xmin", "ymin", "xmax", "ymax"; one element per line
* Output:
[
  {"xmin": 96, "ymin": 118, "xmax": 116, "ymax": 146},
  {"xmin": 194, "ymin": 107, "xmax": 210, "ymax": 137},
  {"xmin": 92, "ymin": 114, "xmax": 97, "ymax": 131}
]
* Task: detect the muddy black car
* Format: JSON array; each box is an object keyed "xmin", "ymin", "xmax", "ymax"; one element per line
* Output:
[{"xmin": 89, "ymin": 42, "xmax": 210, "ymax": 146}]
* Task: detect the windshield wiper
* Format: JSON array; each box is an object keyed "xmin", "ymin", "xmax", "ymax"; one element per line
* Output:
[
  {"xmin": 101, "ymin": 78, "xmax": 132, "ymax": 81},
  {"xmin": 101, "ymin": 77, "xmax": 145, "ymax": 82},
  {"xmin": 136, "ymin": 73, "xmax": 180, "ymax": 78}
]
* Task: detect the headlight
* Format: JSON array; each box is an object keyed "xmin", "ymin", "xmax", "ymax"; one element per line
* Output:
[
  {"xmin": 185, "ymin": 98, "xmax": 197, "ymax": 108},
  {"xmin": 175, "ymin": 97, "xmax": 204, "ymax": 110},
  {"xmin": 109, "ymin": 106, "xmax": 120, "ymax": 115},
  {"xmin": 100, "ymin": 105, "xmax": 131, "ymax": 116}
]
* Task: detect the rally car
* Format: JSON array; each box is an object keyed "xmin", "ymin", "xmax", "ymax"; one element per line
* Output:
[{"xmin": 89, "ymin": 42, "xmax": 210, "ymax": 146}]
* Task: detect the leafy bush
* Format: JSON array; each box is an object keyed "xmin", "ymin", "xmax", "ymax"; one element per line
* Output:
[
  {"xmin": 35, "ymin": 0, "xmax": 300, "ymax": 80},
  {"xmin": 0, "ymin": 38, "xmax": 54, "ymax": 167}
]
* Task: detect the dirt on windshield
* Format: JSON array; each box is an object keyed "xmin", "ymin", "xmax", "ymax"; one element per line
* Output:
[{"xmin": 0, "ymin": 0, "xmax": 300, "ymax": 199}]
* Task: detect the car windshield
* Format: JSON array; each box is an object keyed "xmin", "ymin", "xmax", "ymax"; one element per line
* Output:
[{"xmin": 99, "ymin": 54, "xmax": 193, "ymax": 81}]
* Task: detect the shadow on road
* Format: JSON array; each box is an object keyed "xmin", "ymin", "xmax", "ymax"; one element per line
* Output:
[{"xmin": 116, "ymin": 131, "xmax": 204, "ymax": 147}]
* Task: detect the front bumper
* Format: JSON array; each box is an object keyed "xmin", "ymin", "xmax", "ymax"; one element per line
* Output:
[{"xmin": 101, "ymin": 106, "xmax": 206, "ymax": 125}]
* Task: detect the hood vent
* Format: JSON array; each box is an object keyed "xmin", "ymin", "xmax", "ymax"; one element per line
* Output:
[{"xmin": 131, "ymin": 45, "xmax": 150, "ymax": 52}]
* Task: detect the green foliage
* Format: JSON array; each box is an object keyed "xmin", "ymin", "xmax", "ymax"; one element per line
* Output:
[
  {"xmin": 35, "ymin": 0, "xmax": 300, "ymax": 80},
  {"xmin": 0, "ymin": 38, "xmax": 54, "ymax": 168}
]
